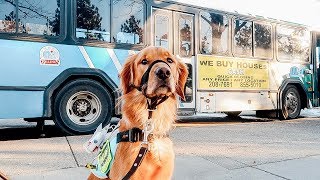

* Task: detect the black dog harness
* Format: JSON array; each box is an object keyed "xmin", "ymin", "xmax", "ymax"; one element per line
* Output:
[{"xmin": 119, "ymin": 60, "xmax": 171, "ymax": 180}]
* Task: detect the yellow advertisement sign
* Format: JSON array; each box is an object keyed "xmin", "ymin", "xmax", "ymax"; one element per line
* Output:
[{"xmin": 198, "ymin": 55, "xmax": 269, "ymax": 90}]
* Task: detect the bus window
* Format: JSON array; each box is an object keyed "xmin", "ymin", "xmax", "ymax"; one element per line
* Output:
[
  {"xmin": 183, "ymin": 63, "xmax": 193, "ymax": 103},
  {"xmin": 112, "ymin": 0, "xmax": 145, "ymax": 44},
  {"xmin": 233, "ymin": 19, "xmax": 253, "ymax": 57},
  {"xmin": 277, "ymin": 26, "xmax": 294, "ymax": 60},
  {"xmin": 17, "ymin": 0, "xmax": 60, "ymax": 36},
  {"xmin": 254, "ymin": 22, "xmax": 272, "ymax": 59},
  {"xmin": 0, "ymin": 1, "xmax": 16, "ymax": 33},
  {"xmin": 76, "ymin": 0, "xmax": 110, "ymax": 42},
  {"xmin": 294, "ymin": 29, "xmax": 310, "ymax": 62},
  {"xmin": 178, "ymin": 14, "xmax": 193, "ymax": 57},
  {"xmin": 277, "ymin": 25, "xmax": 310, "ymax": 62},
  {"xmin": 155, "ymin": 15, "xmax": 170, "ymax": 49},
  {"xmin": 0, "ymin": 0, "xmax": 60, "ymax": 36},
  {"xmin": 200, "ymin": 11, "xmax": 229, "ymax": 55}
]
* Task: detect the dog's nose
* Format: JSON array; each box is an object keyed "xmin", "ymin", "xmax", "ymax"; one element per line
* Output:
[{"xmin": 155, "ymin": 67, "xmax": 171, "ymax": 80}]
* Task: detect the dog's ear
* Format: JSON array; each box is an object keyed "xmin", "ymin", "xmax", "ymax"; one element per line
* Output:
[
  {"xmin": 176, "ymin": 58, "xmax": 189, "ymax": 101},
  {"xmin": 120, "ymin": 54, "xmax": 137, "ymax": 94}
]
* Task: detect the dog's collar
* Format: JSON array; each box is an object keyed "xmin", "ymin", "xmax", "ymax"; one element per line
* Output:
[
  {"xmin": 146, "ymin": 95, "xmax": 169, "ymax": 110},
  {"xmin": 116, "ymin": 128, "xmax": 169, "ymax": 143},
  {"xmin": 117, "ymin": 128, "xmax": 143, "ymax": 143}
]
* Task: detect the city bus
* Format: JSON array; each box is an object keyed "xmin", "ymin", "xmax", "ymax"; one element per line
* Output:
[{"xmin": 0, "ymin": 0, "xmax": 320, "ymax": 135}]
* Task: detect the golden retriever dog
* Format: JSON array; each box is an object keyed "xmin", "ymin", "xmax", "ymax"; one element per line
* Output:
[{"xmin": 88, "ymin": 46, "xmax": 188, "ymax": 180}]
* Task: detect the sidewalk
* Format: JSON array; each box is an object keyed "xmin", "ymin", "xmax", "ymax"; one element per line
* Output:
[
  {"xmin": 4, "ymin": 153, "xmax": 320, "ymax": 180},
  {"xmin": 1, "ymin": 112, "xmax": 320, "ymax": 179},
  {"xmin": 9, "ymin": 167, "xmax": 89, "ymax": 180}
]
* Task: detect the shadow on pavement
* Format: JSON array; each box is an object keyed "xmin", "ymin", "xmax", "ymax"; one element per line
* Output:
[
  {"xmin": 0, "ymin": 113, "xmax": 275, "ymax": 141},
  {"xmin": 177, "ymin": 113, "xmax": 275, "ymax": 123},
  {"xmin": 0, "ymin": 125, "xmax": 65, "ymax": 141}
]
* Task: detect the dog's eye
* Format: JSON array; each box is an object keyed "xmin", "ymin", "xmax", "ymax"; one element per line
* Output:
[
  {"xmin": 167, "ymin": 58, "xmax": 173, "ymax": 63},
  {"xmin": 141, "ymin": 59, "xmax": 148, "ymax": 65}
]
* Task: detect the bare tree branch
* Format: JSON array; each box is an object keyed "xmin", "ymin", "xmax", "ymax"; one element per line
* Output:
[
  {"xmin": 4, "ymin": 0, "xmax": 49, "ymax": 19},
  {"xmin": 235, "ymin": 20, "xmax": 247, "ymax": 34}
]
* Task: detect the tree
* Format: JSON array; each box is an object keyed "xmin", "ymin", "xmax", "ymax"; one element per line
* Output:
[
  {"xmin": 278, "ymin": 29, "xmax": 309, "ymax": 61},
  {"xmin": 234, "ymin": 20, "xmax": 252, "ymax": 53},
  {"xmin": 180, "ymin": 23, "xmax": 191, "ymax": 41},
  {"xmin": 50, "ymin": 0, "xmax": 61, "ymax": 35},
  {"xmin": 76, "ymin": 0, "xmax": 102, "ymax": 31},
  {"xmin": 51, "ymin": 0, "xmax": 103, "ymax": 38},
  {"xmin": 3, "ymin": 0, "xmax": 56, "ymax": 34},
  {"xmin": 4, "ymin": 11, "xmax": 15, "ymax": 21},
  {"xmin": 2, "ymin": 10, "xmax": 16, "ymax": 33},
  {"xmin": 201, "ymin": 12, "xmax": 228, "ymax": 54},
  {"xmin": 254, "ymin": 24, "xmax": 271, "ymax": 49},
  {"xmin": 3, "ymin": 0, "xmax": 50, "ymax": 21},
  {"xmin": 120, "ymin": 15, "xmax": 143, "ymax": 43},
  {"xmin": 180, "ymin": 23, "xmax": 192, "ymax": 56},
  {"xmin": 201, "ymin": 12, "xmax": 272, "ymax": 55}
]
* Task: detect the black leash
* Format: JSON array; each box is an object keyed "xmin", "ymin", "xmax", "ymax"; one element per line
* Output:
[
  {"xmin": 122, "ymin": 146, "xmax": 148, "ymax": 180},
  {"xmin": 0, "ymin": 171, "xmax": 8, "ymax": 180}
]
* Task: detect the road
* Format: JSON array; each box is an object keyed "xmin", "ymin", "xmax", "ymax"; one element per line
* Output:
[{"xmin": 0, "ymin": 109, "xmax": 320, "ymax": 179}]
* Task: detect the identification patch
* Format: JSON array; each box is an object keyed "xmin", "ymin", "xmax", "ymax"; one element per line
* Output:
[{"xmin": 98, "ymin": 140, "xmax": 113, "ymax": 173}]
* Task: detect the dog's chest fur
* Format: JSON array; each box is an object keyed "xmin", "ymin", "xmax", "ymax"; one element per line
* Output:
[
  {"xmin": 109, "ymin": 92, "xmax": 176, "ymax": 179},
  {"xmin": 121, "ymin": 91, "xmax": 177, "ymax": 135}
]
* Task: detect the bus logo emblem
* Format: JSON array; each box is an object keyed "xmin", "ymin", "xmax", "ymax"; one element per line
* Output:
[{"xmin": 40, "ymin": 46, "xmax": 60, "ymax": 66}]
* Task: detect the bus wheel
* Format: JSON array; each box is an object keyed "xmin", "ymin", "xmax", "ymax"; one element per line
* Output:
[
  {"xmin": 225, "ymin": 111, "xmax": 241, "ymax": 117},
  {"xmin": 53, "ymin": 79, "xmax": 113, "ymax": 135},
  {"xmin": 281, "ymin": 85, "xmax": 301, "ymax": 120}
]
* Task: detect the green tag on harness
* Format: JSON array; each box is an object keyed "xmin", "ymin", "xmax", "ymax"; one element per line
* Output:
[{"xmin": 98, "ymin": 140, "xmax": 113, "ymax": 173}]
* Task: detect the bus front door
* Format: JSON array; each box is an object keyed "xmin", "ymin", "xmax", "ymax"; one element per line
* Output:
[{"xmin": 152, "ymin": 8, "xmax": 196, "ymax": 114}]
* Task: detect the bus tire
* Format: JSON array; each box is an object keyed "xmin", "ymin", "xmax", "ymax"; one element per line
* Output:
[
  {"xmin": 53, "ymin": 79, "xmax": 113, "ymax": 135},
  {"xmin": 225, "ymin": 111, "xmax": 241, "ymax": 117},
  {"xmin": 281, "ymin": 85, "xmax": 301, "ymax": 120}
]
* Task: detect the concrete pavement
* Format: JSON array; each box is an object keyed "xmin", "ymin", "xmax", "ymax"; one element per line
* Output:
[{"xmin": 1, "ymin": 111, "xmax": 320, "ymax": 180}]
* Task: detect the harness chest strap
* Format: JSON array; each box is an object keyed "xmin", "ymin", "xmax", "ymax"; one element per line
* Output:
[
  {"xmin": 117, "ymin": 128, "xmax": 169, "ymax": 180},
  {"xmin": 118, "ymin": 98, "xmax": 169, "ymax": 179},
  {"xmin": 122, "ymin": 146, "xmax": 148, "ymax": 180}
]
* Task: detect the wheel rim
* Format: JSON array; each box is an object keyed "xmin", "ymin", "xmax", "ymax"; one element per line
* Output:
[
  {"xmin": 66, "ymin": 91, "xmax": 102, "ymax": 126},
  {"xmin": 285, "ymin": 91, "xmax": 298, "ymax": 115}
]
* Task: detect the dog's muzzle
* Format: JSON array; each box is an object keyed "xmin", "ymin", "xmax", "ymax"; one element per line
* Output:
[{"xmin": 130, "ymin": 60, "xmax": 171, "ymax": 93}]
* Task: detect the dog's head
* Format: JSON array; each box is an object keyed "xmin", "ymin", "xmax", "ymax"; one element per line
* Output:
[{"xmin": 120, "ymin": 46, "xmax": 188, "ymax": 100}]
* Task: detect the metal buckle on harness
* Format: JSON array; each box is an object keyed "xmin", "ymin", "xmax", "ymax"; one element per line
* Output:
[{"xmin": 141, "ymin": 120, "xmax": 154, "ymax": 149}]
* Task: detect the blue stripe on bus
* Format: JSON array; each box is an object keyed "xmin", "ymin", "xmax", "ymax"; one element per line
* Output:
[
  {"xmin": 113, "ymin": 49, "xmax": 130, "ymax": 65},
  {"xmin": 0, "ymin": 40, "xmax": 88, "ymax": 86},
  {"xmin": 84, "ymin": 47, "xmax": 120, "ymax": 85}
]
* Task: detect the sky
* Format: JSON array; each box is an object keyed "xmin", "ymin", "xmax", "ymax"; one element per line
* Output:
[{"xmin": 174, "ymin": 0, "xmax": 320, "ymax": 29}]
